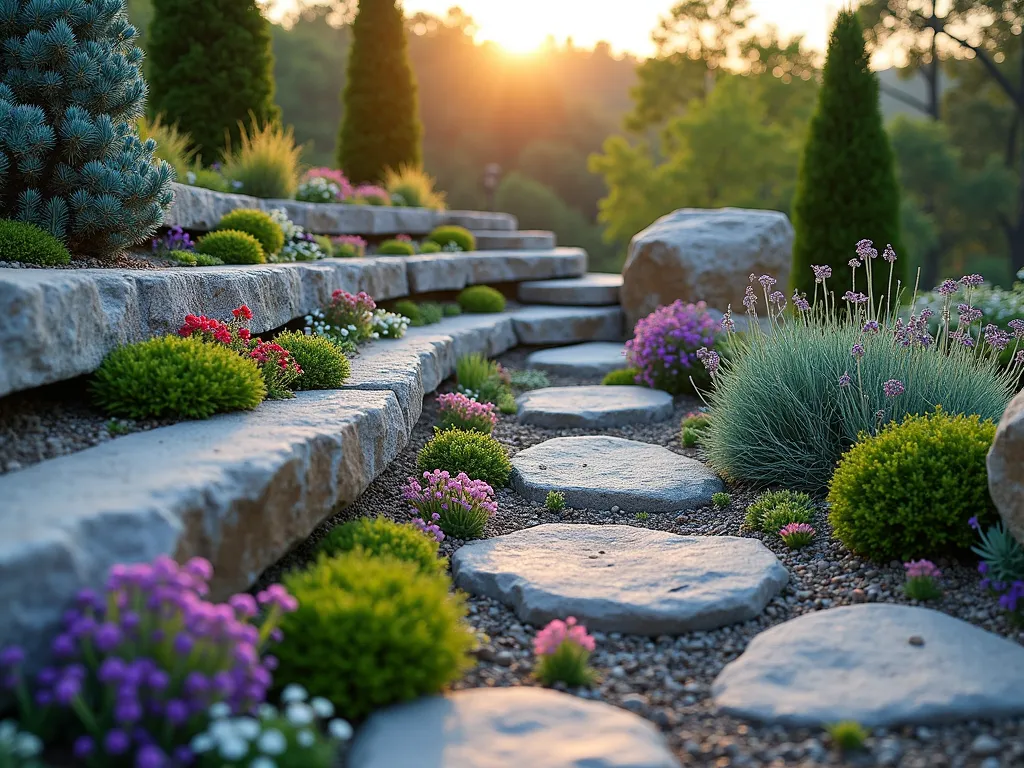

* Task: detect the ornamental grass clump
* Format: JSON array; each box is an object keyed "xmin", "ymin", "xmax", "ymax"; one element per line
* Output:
[
  {"xmin": 220, "ymin": 119, "xmax": 301, "ymax": 200},
  {"xmin": 703, "ymin": 249, "xmax": 1022, "ymax": 492},
  {"xmin": 456, "ymin": 353, "xmax": 513, "ymax": 405},
  {"xmin": 427, "ymin": 225, "xmax": 475, "ymax": 252},
  {"xmin": 318, "ymin": 517, "xmax": 444, "ymax": 577},
  {"xmin": 215, "ymin": 209, "xmax": 284, "ymax": 259},
  {"xmin": 533, "ymin": 617, "xmax": 596, "ymax": 688},
  {"xmin": 0, "ymin": 556, "xmax": 297, "ymax": 766},
  {"xmin": 196, "ymin": 230, "xmax": 265, "ymax": 265},
  {"xmin": 437, "ymin": 393, "xmax": 498, "ymax": 434},
  {"xmin": 274, "ymin": 332, "xmax": 350, "ymax": 390},
  {"xmin": 457, "ymin": 286, "xmax": 506, "ymax": 314},
  {"xmin": 0, "ymin": 220, "xmax": 71, "ymax": 266},
  {"xmin": 828, "ymin": 410, "xmax": 998, "ymax": 562},
  {"xmin": 779, "ymin": 523, "xmax": 816, "ymax": 550},
  {"xmin": 626, "ymin": 300, "xmax": 718, "ymax": 395},
  {"xmin": 417, "ymin": 428, "xmax": 512, "ymax": 487},
  {"xmin": 92, "ymin": 335, "xmax": 266, "ymax": 419},
  {"xmin": 384, "ymin": 165, "xmax": 445, "ymax": 210},
  {"xmin": 273, "ymin": 553, "xmax": 474, "ymax": 720},
  {"xmin": 404, "ymin": 469, "xmax": 497, "ymax": 540},
  {"xmin": 903, "ymin": 559, "xmax": 943, "ymax": 601}
]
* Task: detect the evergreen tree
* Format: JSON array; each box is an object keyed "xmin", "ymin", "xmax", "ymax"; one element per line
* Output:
[
  {"xmin": 790, "ymin": 10, "xmax": 904, "ymax": 300},
  {"xmin": 147, "ymin": 0, "xmax": 279, "ymax": 161},
  {"xmin": 0, "ymin": 0, "xmax": 173, "ymax": 256},
  {"xmin": 338, "ymin": 0, "xmax": 422, "ymax": 184}
]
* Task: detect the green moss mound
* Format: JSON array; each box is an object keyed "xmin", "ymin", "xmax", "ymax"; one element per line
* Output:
[
  {"xmin": 602, "ymin": 368, "xmax": 640, "ymax": 386},
  {"xmin": 196, "ymin": 230, "xmax": 265, "ymax": 265},
  {"xmin": 417, "ymin": 427, "xmax": 511, "ymax": 487},
  {"xmin": 0, "ymin": 220, "xmax": 71, "ymax": 266},
  {"xmin": 275, "ymin": 331, "xmax": 351, "ymax": 390},
  {"xmin": 376, "ymin": 239, "xmax": 416, "ymax": 256},
  {"xmin": 457, "ymin": 285, "xmax": 506, "ymax": 314},
  {"xmin": 215, "ymin": 209, "xmax": 284, "ymax": 257},
  {"xmin": 427, "ymin": 225, "xmax": 475, "ymax": 252}
]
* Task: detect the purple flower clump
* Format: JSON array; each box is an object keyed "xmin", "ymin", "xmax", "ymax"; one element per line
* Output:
[
  {"xmin": 152, "ymin": 226, "xmax": 194, "ymax": 254},
  {"xmin": 625, "ymin": 300, "xmax": 718, "ymax": 395},
  {"xmin": 403, "ymin": 470, "xmax": 497, "ymax": 526}
]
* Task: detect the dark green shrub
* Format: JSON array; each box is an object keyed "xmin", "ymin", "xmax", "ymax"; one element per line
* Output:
[
  {"xmin": 602, "ymin": 368, "xmax": 640, "ymax": 386},
  {"xmin": 0, "ymin": 221, "xmax": 71, "ymax": 266},
  {"xmin": 457, "ymin": 286, "xmax": 506, "ymax": 314},
  {"xmin": 393, "ymin": 300, "xmax": 423, "ymax": 326},
  {"xmin": 196, "ymin": 230, "xmax": 265, "ymax": 265},
  {"xmin": 0, "ymin": 2, "xmax": 173, "ymax": 256},
  {"xmin": 417, "ymin": 428, "xmax": 512, "ymax": 487},
  {"xmin": 427, "ymin": 225, "xmax": 476, "ymax": 252},
  {"xmin": 828, "ymin": 410, "xmax": 998, "ymax": 561},
  {"xmin": 419, "ymin": 302, "xmax": 444, "ymax": 325},
  {"xmin": 215, "ymin": 209, "xmax": 284, "ymax": 258},
  {"xmin": 419, "ymin": 241, "xmax": 442, "ymax": 254},
  {"xmin": 745, "ymin": 490, "xmax": 814, "ymax": 532},
  {"xmin": 318, "ymin": 517, "xmax": 444, "ymax": 576},
  {"xmin": 148, "ymin": 0, "xmax": 280, "ymax": 160},
  {"xmin": 337, "ymin": 0, "xmax": 422, "ymax": 183},
  {"xmin": 92, "ymin": 335, "xmax": 266, "ymax": 419},
  {"xmin": 275, "ymin": 331, "xmax": 351, "ymax": 390},
  {"xmin": 443, "ymin": 303, "xmax": 462, "ymax": 317},
  {"xmin": 376, "ymin": 239, "xmax": 416, "ymax": 256},
  {"xmin": 712, "ymin": 492, "xmax": 731, "ymax": 509},
  {"xmin": 790, "ymin": 10, "xmax": 904, "ymax": 299},
  {"xmin": 274, "ymin": 553, "xmax": 473, "ymax": 719}
]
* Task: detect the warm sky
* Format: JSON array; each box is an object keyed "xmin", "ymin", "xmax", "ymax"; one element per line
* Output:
[{"xmin": 401, "ymin": 0, "xmax": 839, "ymax": 56}]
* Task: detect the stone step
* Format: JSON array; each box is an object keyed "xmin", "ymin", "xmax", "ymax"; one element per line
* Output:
[
  {"xmin": 452, "ymin": 524, "xmax": 787, "ymax": 635},
  {"xmin": 441, "ymin": 210, "xmax": 517, "ymax": 232},
  {"xmin": 471, "ymin": 230, "xmax": 557, "ymax": 251},
  {"xmin": 349, "ymin": 688, "xmax": 681, "ymax": 768},
  {"xmin": 405, "ymin": 248, "xmax": 585, "ymax": 294},
  {"xmin": 517, "ymin": 273, "xmax": 623, "ymax": 306},
  {"xmin": 510, "ymin": 435, "xmax": 723, "ymax": 513},
  {"xmin": 526, "ymin": 342, "xmax": 629, "ymax": 377},
  {"xmin": 712, "ymin": 604, "xmax": 1024, "ymax": 727},
  {"xmin": 510, "ymin": 306, "xmax": 624, "ymax": 346},
  {"xmin": 516, "ymin": 386, "xmax": 673, "ymax": 429}
]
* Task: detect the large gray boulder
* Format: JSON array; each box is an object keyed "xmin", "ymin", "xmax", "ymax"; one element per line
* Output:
[
  {"xmin": 988, "ymin": 388, "xmax": 1024, "ymax": 546},
  {"xmin": 621, "ymin": 208, "xmax": 794, "ymax": 328}
]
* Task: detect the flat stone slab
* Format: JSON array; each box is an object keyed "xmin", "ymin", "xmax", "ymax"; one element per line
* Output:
[
  {"xmin": 526, "ymin": 342, "xmax": 628, "ymax": 377},
  {"xmin": 511, "ymin": 306, "xmax": 624, "ymax": 346},
  {"xmin": 0, "ymin": 390, "xmax": 406, "ymax": 668},
  {"xmin": 349, "ymin": 687, "xmax": 680, "ymax": 768},
  {"xmin": 441, "ymin": 210, "xmax": 517, "ymax": 232},
  {"xmin": 452, "ymin": 524, "xmax": 787, "ymax": 635},
  {"xmin": 511, "ymin": 436, "xmax": 722, "ymax": 512},
  {"xmin": 712, "ymin": 604, "xmax": 1024, "ymax": 727},
  {"xmin": 517, "ymin": 386, "xmax": 673, "ymax": 428},
  {"xmin": 518, "ymin": 273, "xmax": 623, "ymax": 306},
  {"xmin": 472, "ymin": 230, "xmax": 556, "ymax": 251},
  {"xmin": 404, "ymin": 248, "xmax": 586, "ymax": 294}
]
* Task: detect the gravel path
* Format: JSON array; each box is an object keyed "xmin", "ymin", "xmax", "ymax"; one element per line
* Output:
[{"xmin": 267, "ymin": 349, "xmax": 1024, "ymax": 768}]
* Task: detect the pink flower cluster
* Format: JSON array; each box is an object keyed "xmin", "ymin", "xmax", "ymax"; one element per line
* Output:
[
  {"xmin": 403, "ymin": 469, "xmax": 497, "ymax": 522},
  {"xmin": 533, "ymin": 617, "xmax": 596, "ymax": 657},
  {"xmin": 437, "ymin": 392, "xmax": 498, "ymax": 433},
  {"xmin": 303, "ymin": 167, "xmax": 353, "ymax": 200},
  {"xmin": 626, "ymin": 300, "xmax": 718, "ymax": 395},
  {"xmin": 332, "ymin": 235, "xmax": 367, "ymax": 258},
  {"xmin": 325, "ymin": 290, "xmax": 377, "ymax": 341},
  {"xmin": 412, "ymin": 512, "xmax": 445, "ymax": 542},
  {"xmin": 905, "ymin": 559, "xmax": 942, "ymax": 580},
  {"xmin": 354, "ymin": 184, "xmax": 391, "ymax": 205}
]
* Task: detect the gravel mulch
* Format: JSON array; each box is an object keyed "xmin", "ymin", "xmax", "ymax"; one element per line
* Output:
[
  {"xmin": 0, "ymin": 251, "xmax": 162, "ymax": 270},
  {"xmin": 262, "ymin": 350, "xmax": 1024, "ymax": 768}
]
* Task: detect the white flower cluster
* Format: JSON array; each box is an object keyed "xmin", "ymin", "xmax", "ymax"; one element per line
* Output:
[
  {"xmin": 456, "ymin": 385, "xmax": 481, "ymax": 401},
  {"xmin": 303, "ymin": 310, "xmax": 359, "ymax": 342},
  {"xmin": 190, "ymin": 686, "xmax": 352, "ymax": 767},
  {"xmin": 268, "ymin": 208, "xmax": 300, "ymax": 242},
  {"xmin": 267, "ymin": 209, "xmax": 326, "ymax": 263},
  {"xmin": 0, "ymin": 720, "xmax": 43, "ymax": 762},
  {"xmin": 296, "ymin": 176, "xmax": 341, "ymax": 204},
  {"xmin": 372, "ymin": 309, "xmax": 410, "ymax": 339}
]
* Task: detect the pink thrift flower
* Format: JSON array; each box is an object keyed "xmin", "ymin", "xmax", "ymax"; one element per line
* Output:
[{"xmin": 533, "ymin": 617, "xmax": 596, "ymax": 657}]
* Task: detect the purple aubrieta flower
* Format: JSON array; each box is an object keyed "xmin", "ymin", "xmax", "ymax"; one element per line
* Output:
[
  {"xmin": 838, "ymin": 371, "xmax": 851, "ymax": 387},
  {"xmin": 851, "ymin": 343, "xmax": 865, "ymax": 360},
  {"xmin": 625, "ymin": 300, "xmax": 718, "ymax": 391},
  {"xmin": 883, "ymin": 379, "xmax": 905, "ymax": 398},
  {"xmin": 811, "ymin": 265, "xmax": 832, "ymax": 282},
  {"xmin": 969, "ymin": 516, "xmax": 980, "ymax": 530},
  {"xmin": 937, "ymin": 279, "xmax": 959, "ymax": 296}
]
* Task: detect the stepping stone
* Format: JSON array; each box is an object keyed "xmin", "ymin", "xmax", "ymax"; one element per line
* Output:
[
  {"xmin": 472, "ymin": 230, "xmax": 557, "ymax": 251},
  {"xmin": 512, "ymin": 306, "xmax": 624, "ymax": 345},
  {"xmin": 348, "ymin": 687, "xmax": 681, "ymax": 768},
  {"xmin": 517, "ymin": 386, "xmax": 673, "ymax": 429},
  {"xmin": 518, "ymin": 274, "xmax": 623, "ymax": 306},
  {"xmin": 712, "ymin": 604, "xmax": 1024, "ymax": 727},
  {"xmin": 511, "ymin": 436, "xmax": 722, "ymax": 512},
  {"xmin": 452, "ymin": 524, "xmax": 788, "ymax": 635},
  {"xmin": 526, "ymin": 342, "xmax": 629, "ymax": 377}
]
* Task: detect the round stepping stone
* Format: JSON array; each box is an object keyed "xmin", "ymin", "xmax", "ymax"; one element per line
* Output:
[
  {"xmin": 348, "ymin": 687, "xmax": 681, "ymax": 768},
  {"xmin": 511, "ymin": 435, "xmax": 722, "ymax": 512},
  {"xmin": 518, "ymin": 273, "xmax": 624, "ymax": 306},
  {"xmin": 452, "ymin": 524, "xmax": 788, "ymax": 635},
  {"xmin": 526, "ymin": 342, "xmax": 629, "ymax": 377},
  {"xmin": 712, "ymin": 604, "xmax": 1024, "ymax": 727},
  {"xmin": 516, "ymin": 386, "xmax": 673, "ymax": 429}
]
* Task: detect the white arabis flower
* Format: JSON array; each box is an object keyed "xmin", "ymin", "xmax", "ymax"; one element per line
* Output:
[
  {"xmin": 296, "ymin": 730, "xmax": 315, "ymax": 748},
  {"xmin": 286, "ymin": 701, "xmax": 315, "ymax": 726},
  {"xmin": 310, "ymin": 696, "xmax": 334, "ymax": 718},
  {"xmin": 257, "ymin": 728, "xmax": 287, "ymax": 756},
  {"xmin": 328, "ymin": 718, "xmax": 354, "ymax": 742},
  {"xmin": 218, "ymin": 735, "xmax": 249, "ymax": 760},
  {"xmin": 209, "ymin": 702, "xmax": 231, "ymax": 720},
  {"xmin": 280, "ymin": 683, "xmax": 308, "ymax": 703}
]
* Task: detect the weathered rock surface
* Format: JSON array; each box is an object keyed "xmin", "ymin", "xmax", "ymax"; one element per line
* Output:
[
  {"xmin": 526, "ymin": 342, "xmax": 628, "ymax": 377},
  {"xmin": 404, "ymin": 249, "xmax": 586, "ymax": 294},
  {"xmin": 452, "ymin": 524, "xmax": 787, "ymax": 634},
  {"xmin": 440, "ymin": 210, "xmax": 517, "ymax": 232},
  {"xmin": 511, "ymin": 436, "xmax": 723, "ymax": 512},
  {"xmin": 989, "ymin": 389, "xmax": 1024, "ymax": 545},
  {"xmin": 472, "ymin": 230, "xmax": 557, "ymax": 251},
  {"xmin": 516, "ymin": 386, "xmax": 673, "ymax": 428},
  {"xmin": 621, "ymin": 208, "xmax": 794, "ymax": 327},
  {"xmin": 712, "ymin": 604, "xmax": 1024, "ymax": 727},
  {"xmin": 348, "ymin": 687, "xmax": 681, "ymax": 768},
  {"xmin": 0, "ymin": 390, "xmax": 406, "ymax": 665},
  {"xmin": 518, "ymin": 273, "xmax": 623, "ymax": 306},
  {"xmin": 512, "ymin": 306, "xmax": 624, "ymax": 345}
]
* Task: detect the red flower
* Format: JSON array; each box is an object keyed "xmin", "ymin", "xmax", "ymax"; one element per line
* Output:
[
  {"xmin": 233, "ymin": 305, "xmax": 254, "ymax": 321},
  {"xmin": 238, "ymin": 328, "xmax": 251, "ymax": 341}
]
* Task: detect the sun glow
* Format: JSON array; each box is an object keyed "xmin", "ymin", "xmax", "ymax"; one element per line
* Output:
[{"xmin": 483, "ymin": 24, "xmax": 550, "ymax": 56}]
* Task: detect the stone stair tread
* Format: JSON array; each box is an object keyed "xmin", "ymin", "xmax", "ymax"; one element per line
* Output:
[
  {"xmin": 518, "ymin": 273, "xmax": 623, "ymax": 306},
  {"xmin": 471, "ymin": 230, "xmax": 557, "ymax": 251},
  {"xmin": 516, "ymin": 385, "xmax": 672, "ymax": 428},
  {"xmin": 510, "ymin": 305, "xmax": 624, "ymax": 345}
]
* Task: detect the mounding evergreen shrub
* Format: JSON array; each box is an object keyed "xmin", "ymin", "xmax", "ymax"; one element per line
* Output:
[
  {"xmin": 147, "ymin": 0, "xmax": 279, "ymax": 160},
  {"xmin": 274, "ymin": 552, "xmax": 474, "ymax": 719},
  {"xmin": 744, "ymin": 490, "xmax": 815, "ymax": 532},
  {"xmin": 419, "ymin": 301, "xmax": 444, "ymax": 325},
  {"xmin": 602, "ymin": 368, "xmax": 640, "ymax": 386},
  {"xmin": 457, "ymin": 285, "xmax": 506, "ymax": 314},
  {"xmin": 92, "ymin": 335, "xmax": 266, "ymax": 419},
  {"xmin": 215, "ymin": 208, "xmax": 284, "ymax": 258},
  {"xmin": 337, "ymin": 0, "xmax": 423, "ymax": 183},
  {"xmin": 417, "ymin": 427, "xmax": 512, "ymax": 487},
  {"xmin": 427, "ymin": 225, "xmax": 475, "ymax": 252},
  {"xmin": 275, "ymin": 331, "xmax": 351, "ymax": 390},
  {"xmin": 0, "ymin": 220, "xmax": 71, "ymax": 266},
  {"xmin": 0, "ymin": 0, "xmax": 174, "ymax": 256},
  {"xmin": 317, "ymin": 517, "xmax": 444, "ymax": 576},
  {"xmin": 393, "ymin": 299, "xmax": 423, "ymax": 326},
  {"xmin": 196, "ymin": 230, "xmax": 265, "ymax": 265},
  {"xmin": 419, "ymin": 240, "xmax": 442, "ymax": 254},
  {"xmin": 828, "ymin": 409, "xmax": 999, "ymax": 562},
  {"xmin": 790, "ymin": 9, "xmax": 904, "ymax": 299},
  {"xmin": 376, "ymin": 239, "xmax": 416, "ymax": 256}
]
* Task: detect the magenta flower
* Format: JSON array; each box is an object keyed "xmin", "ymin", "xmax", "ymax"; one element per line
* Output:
[
  {"xmin": 778, "ymin": 523, "xmax": 815, "ymax": 549},
  {"xmin": 437, "ymin": 392, "xmax": 498, "ymax": 434},
  {"xmin": 625, "ymin": 300, "xmax": 718, "ymax": 394},
  {"xmin": 904, "ymin": 560, "xmax": 942, "ymax": 580}
]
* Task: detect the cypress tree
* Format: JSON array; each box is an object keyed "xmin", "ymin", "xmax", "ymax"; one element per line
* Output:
[
  {"xmin": 147, "ymin": 0, "xmax": 279, "ymax": 161},
  {"xmin": 790, "ymin": 10, "xmax": 904, "ymax": 300},
  {"xmin": 337, "ymin": 0, "xmax": 422, "ymax": 184}
]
